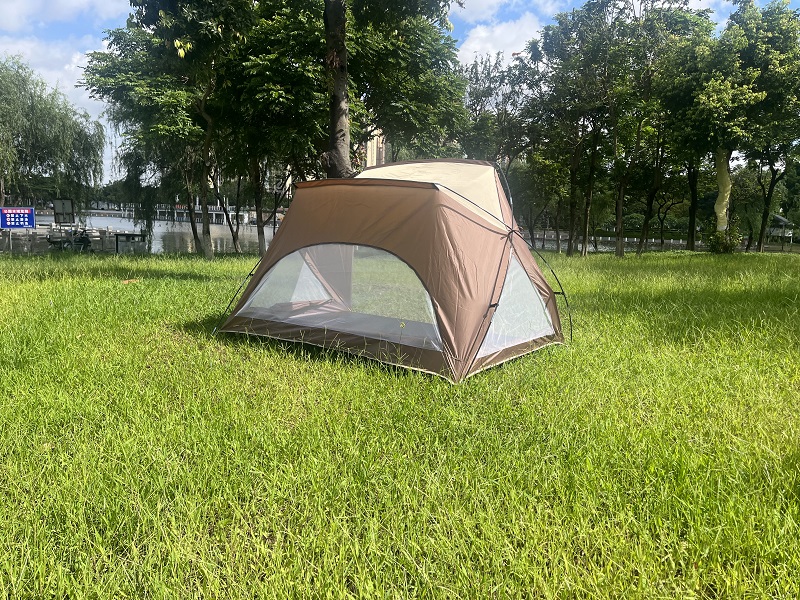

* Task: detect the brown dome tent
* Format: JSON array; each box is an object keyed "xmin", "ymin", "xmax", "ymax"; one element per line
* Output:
[{"xmin": 219, "ymin": 160, "xmax": 563, "ymax": 382}]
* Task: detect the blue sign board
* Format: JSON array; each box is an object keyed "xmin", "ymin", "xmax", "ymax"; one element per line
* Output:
[{"xmin": 1, "ymin": 207, "xmax": 36, "ymax": 229}]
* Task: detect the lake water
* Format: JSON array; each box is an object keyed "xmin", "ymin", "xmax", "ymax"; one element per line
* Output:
[{"xmin": 37, "ymin": 215, "xmax": 275, "ymax": 254}]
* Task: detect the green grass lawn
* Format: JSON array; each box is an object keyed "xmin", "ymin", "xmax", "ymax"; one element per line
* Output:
[{"xmin": 0, "ymin": 251, "xmax": 798, "ymax": 598}]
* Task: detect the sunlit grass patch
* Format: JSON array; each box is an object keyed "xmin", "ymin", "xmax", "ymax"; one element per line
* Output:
[{"xmin": 0, "ymin": 251, "xmax": 798, "ymax": 597}]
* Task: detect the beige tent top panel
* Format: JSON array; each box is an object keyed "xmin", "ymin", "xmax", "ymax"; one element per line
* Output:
[{"xmin": 358, "ymin": 160, "xmax": 506, "ymax": 226}]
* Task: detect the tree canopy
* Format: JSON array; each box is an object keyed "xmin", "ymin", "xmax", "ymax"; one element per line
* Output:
[
  {"xmin": 466, "ymin": 0, "xmax": 800, "ymax": 255},
  {"xmin": 77, "ymin": 0, "xmax": 800, "ymax": 257},
  {"xmin": 82, "ymin": 0, "xmax": 467, "ymax": 256},
  {"xmin": 0, "ymin": 56, "xmax": 104, "ymax": 207}
]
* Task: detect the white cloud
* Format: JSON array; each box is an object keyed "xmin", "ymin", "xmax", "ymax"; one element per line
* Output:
[
  {"xmin": 453, "ymin": 0, "xmax": 565, "ymax": 25},
  {"xmin": 687, "ymin": 0, "xmax": 735, "ymax": 24},
  {"xmin": 0, "ymin": 0, "xmax": 129, "ymax": 33},
  {"xmin": 0, "ymin": 34, "xmax": 103, "ymax": 116},
  {"xmin": 453, "ymin": 0, "xmax": 510, "ymax": 24},
  {"xmin": 458, "ymin": 12, "xmax": 544, "ymax": 64},
  {"xmin": 520, "ymin": 0, "xmax": 565, "ymax": 19}
]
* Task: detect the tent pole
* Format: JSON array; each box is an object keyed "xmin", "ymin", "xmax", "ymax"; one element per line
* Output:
[
  {"xmin": 513, "ymin": 230, "xmax": 573, "ymax": 344},
  {"xmin": 493, "ymin": 160, "xmax": 573, "ymax": 344},
  {"xmin": 494, "ymin": 162, "xmax": 514, "ymax": 212},
  {"xmin": 212, "ymin": 256, "xmax": 263, "ymax": 335}
]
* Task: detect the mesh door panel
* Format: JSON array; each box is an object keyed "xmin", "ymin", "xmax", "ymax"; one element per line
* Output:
[
  {"xmin": 477, "ymin": 253, "xmax": 554, "ymax": 358},
  {"xmin": 242, "ymin": 250, "xmax": 332, "ymax": 312},
  {"xmin": 239, "ymin": 244, "xmax": 442, "ymax": 350}
]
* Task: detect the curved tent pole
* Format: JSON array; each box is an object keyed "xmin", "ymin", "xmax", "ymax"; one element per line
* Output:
[
  {"xmin": 212, "ymin": 256, "xmax": 263, "ymax": 336},
  {"xmin": 494, "ymin": 163, "xmax": 573, "ymax": 344},
  {"xmin": 493, "ymin": 162, "xmax": 514, "ymax": 212},
  {"xmin": 435, "ymin": 183, "xmax": 508, "ymax": 230}
]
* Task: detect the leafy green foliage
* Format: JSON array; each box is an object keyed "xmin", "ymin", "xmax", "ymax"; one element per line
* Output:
[
  {"xmin": 82, "ymin": 0, "xmax": 466, "ymax": 219},
  {"xmin": 351, "ymin": 16, "xmax": 466, "ymax": 159},
  {"xmin": 458, "ymin": 53, "xmax": 527, "ymax": 164},
  {"xmin": 475, "ymin": 0, "xmax": 800, "ymax": 254},
  {"xmin": 725, "ymin": 0, "xmax": 800, "ymax": 250},
  {"xmin": 704, "ymin": 216, "xmax": 743, "ymax": 253},
  {"xmin": 0, "ymin": 56, "xmax": 104, "ymax": 205}
]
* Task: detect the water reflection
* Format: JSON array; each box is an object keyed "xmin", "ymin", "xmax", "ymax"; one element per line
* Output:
[{"xmin": 76, "ymin": 216, "xmax": 274, "ymax": 254}]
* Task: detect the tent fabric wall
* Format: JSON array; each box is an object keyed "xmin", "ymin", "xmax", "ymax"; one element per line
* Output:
[{"xmin": 221, "ymin": 160, "xmax": 563, "ymax": 382}]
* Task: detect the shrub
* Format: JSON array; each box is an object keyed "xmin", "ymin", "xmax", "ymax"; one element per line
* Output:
[{"xmin": 704, "ymin": 217, "xmax": 742, "ymax": 254}]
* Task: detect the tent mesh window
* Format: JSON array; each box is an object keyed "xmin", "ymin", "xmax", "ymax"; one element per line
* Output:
[
  {"xmin": 239, "ymin": 244, "xmax": 442, "ymax": 350},
  {"xmin": 477, "ymin": 252, "xmax": 555, "ymax": 358}
]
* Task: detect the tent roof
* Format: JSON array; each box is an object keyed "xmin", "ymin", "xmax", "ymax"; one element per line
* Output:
[
  {"xmin": 771, "ymin": 213, "xmax": 794, "ymax": 226},
  {"xmin": 358, "ymin": 159, "xmax": 507, "ymax": 226}
]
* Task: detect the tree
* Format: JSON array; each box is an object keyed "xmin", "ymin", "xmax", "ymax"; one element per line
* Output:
[
  {"xmin": 731, "ymin": 163, "xmax": 768, "ymax": 250},
  {"xmin": 658, "ymin": 15, "xmax": 716, "ymax": 250},
  {"xmin": 85, "ymin": 0, "xmax": 467, "ymax": 261},
  {"xmin": 783, "ymin": 158, "xmax": 800, "ymax": 227},
  {"xmin": 539, "ymin": 0, "xmax": 618, "ymax": 256},
  {"xmin": 320, "ymin": 0, "xmax": 461, "ymax": 178},
  {"xmin": 459, "ymin": 52, "xmax": 529, "ymax": 169},
  {"xmin": 0, "ymin": 56, "xmax": 104, "ymax": 207},
  {"xmin": 460, "ymin": 54, "xmax": 505, "ymax": 162},
  {"xmin": 729, "ymin": 0, "xmax": 800, "ymax": 251},
  {"xmin": 654, "ymin": 168, "xmax": 686, "ymax": 249},
  {"xmin": 347, "ymin": 14, "xmax": 466, "ymax": 161},
  {"xmin": 83, "ymin": 25, "xmax": 208, "ymax": 250},
  {"xmin": 132, "ymin": 0, "xmax": 256, "ymax": 258},
  {"xmin": 693, "ymin": 11, "xmax": 765, "ymax": 236},
  {"xmin": 614, "ymin": 0, "xmax": 713, "ymax": 256},
  {"xmin": 220, "ymin": 0, "xmax": 328, "ymax": 254}
]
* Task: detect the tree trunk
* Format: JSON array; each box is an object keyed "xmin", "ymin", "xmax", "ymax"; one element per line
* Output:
[
  {"xmin": 686, "ymin": 157, "xmax": 699, "ymax": 251},
  {"xmin": 199, "ymin": 128, "xmax": 214, "ymax": 259},
  {"xmin": 235, "ymin": 175, "xmax": 243, "ymax": 240},
  {"xmin": 580, "ymin": 129, "xmax": 601, "ymax": 257},
  {"xmin": 756, "ymin": 165, "xmax": 781, "ymax": 252},
  {"xmin": 613, "ymin": 119, "xmax": 643, "ymax": 258},
  {"xmin": 249, "ymin": 157, "xmax": 267, "ymax": 256},
  {"xmin": 529, "ymin": 199, "xmax": 552, "ymax": 250},
  {"xmin": 555, "ymin": 196, "xmax": 562, "ymax": 254},
  {"xmin": 615, "ymin": 178, "xmax": 627, "ymax": 257},
  {"xmin": 185, "ymin": 192, "xmax": 201, "ymax": 251},
  {"xmin": 637, "ymin": 188, "xmax": 656, "ymax": 256},
  {"xmin": 714, "ymin": 147, "xmax": 732, "ymax": 232},
  {"xmin": 195, "ymin": 84, "xmax": 217, "ymax": 260},
  {"xmin": 183, "ymin": 170, "xmax": 202, "ymax": 251},
  {"xmin": 637, "ymin": 166, "xmax": 663, "ymax": 256},
  {"xmin": 638, "ymin": 131, "xmax": 665, "ymax": 256},
  {"xmin": 214, "ymin": 171, "xmax": 242, "ymax": 254},
  {"xmin": 746, "ymin": 221, "xmax": 754, "ymax": 252},
  {"xmin": 322, "ymin": 0, "xmax": 354, "ymax": 179},
  {"xmin": 527, "ymin": 203, "xmax": 535, "ymax": 245},
  {"xmin": 567, "ymin": 144, "xmax": 581, "ymax": 257}
]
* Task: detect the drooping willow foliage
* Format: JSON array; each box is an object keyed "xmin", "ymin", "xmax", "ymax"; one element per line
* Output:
[{"xmin": 0, "ymin": 56, "xmax": 105, "ymax": 207}]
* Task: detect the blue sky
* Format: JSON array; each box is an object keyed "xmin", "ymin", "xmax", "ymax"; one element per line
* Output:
[
  {"xmin": 450, "ymin": 0, "xmax": 740, "ymax": 60},
  {"xmin": 0, "ymin": 0, "xmax": 762, "ymax": 181}
]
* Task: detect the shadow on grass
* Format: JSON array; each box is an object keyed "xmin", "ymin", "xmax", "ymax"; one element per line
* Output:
[
  {"xmin": 573, "ymin": 287, "xmax": 800, "ymax": 353},
  {"xmin": 4, "ymin": 252, "xmax": 253, "ymax": 283},
  {"xmin": 182, "ymin": 314, "xmax": 227, "ymax": 338},
  {"xmin": 179, "ymin": 313, "xmax": 434, "ymax": 383}
]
